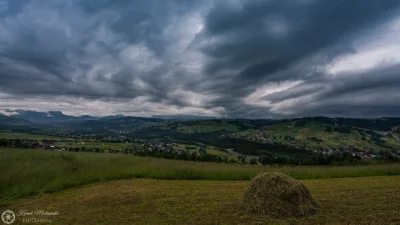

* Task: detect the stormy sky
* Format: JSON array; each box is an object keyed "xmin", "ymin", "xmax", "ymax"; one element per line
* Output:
[{"xmin": 0, "ymin": 0, "xmax": 400, "ymax": 118}]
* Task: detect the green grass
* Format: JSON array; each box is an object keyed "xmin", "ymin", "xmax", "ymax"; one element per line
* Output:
[
  {"xmin": 173, "ymin": 144, "xmax": 230, "ymax": 156},
  {"xmin": 2, "ymin": 176, "xmax": 399, "ymax": 224},
  {"xmin": 60, "ymin": 141, "xmax": 132, "ymax": 150},
  {"xmin": 204, "ymin": 148, "xmax": 230, "ymax": 156},
  {"xmin": 1, "ymin": 147, "xmax": 400, "ymax": 205}
]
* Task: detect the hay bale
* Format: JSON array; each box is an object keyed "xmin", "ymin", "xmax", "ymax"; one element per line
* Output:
[{"xmin": 242, "ymin": 172, "xmax": 318, "ymax": 218}]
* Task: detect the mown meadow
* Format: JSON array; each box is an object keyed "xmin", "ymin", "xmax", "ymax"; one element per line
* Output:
[
  {"xmin": 1, "ymin": 147, "xmax": 399, "ymax": 205},
  {"xmin": 3, "ymin": 176, "xmax": 399, "ymax": 224}
]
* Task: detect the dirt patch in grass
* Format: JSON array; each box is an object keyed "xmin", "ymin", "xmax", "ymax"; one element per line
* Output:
[{"xmin": 1, "ymin": 176, "xmax": 399, "ymax": 224}]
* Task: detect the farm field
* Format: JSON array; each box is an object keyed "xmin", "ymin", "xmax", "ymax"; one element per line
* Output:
[
  {"xmin": 174, "ymin": 143, "xmax": 230, "ymax": 156},
  {"xmin": 1, "ymin": 148, "xmax": 399, "ymax": 206},
  {"xmin": 59, "ymin": 141, "xmax": 132, "ymax": 150},
  {"xmin": 1, "ymin": 176, "xmax": 399, "ymax": 224}
]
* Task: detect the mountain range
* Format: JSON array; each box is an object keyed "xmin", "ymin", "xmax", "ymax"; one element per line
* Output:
[
  {"xmin": 2, "ymin": 110, "xmax": 220, "ymax": 124},
  {"xmin": 3, "ymin": 110, "xmax": 124, "ymax": 124}
]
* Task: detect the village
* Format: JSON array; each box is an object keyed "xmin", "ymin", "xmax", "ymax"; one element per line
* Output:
[
  {"xmin": 225, "ymin": 130, "xmax": 400, "ymax": 161},
  {"xmin": 2, "ymin": 137, "xmax": 219, "ymax": 157},
  {"xmin": 1, "ymin": 131, "xmax": 399, "ymax": 164}
]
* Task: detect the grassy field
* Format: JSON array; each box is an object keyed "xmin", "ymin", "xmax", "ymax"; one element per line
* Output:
[
  {"xmin": 59, "ymin": 141, "xmax": 132, "ymax": 150},
  {"xmin": 204, "ymin": 147, "xmax": 230, "ymax": 156},
  {"xmin": 174, "ymin": 144, "xmax": 231, "ymax": 156},
  {"xmin": 1, "ymin": 176, "xmax": 399, "ymax": 224},
  {"xmin": 1, "ymin": 147, "xmax": 399, "ymax": 205}
]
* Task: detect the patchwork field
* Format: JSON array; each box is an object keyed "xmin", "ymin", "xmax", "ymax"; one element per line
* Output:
[{"xmin": 1, "ymin": 176, "xmax": 399, "ymax": 224}]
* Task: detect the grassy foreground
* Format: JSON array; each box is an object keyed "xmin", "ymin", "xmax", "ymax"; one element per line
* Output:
[
  {"xmin": 1, "ymin": 148, "xmax": 400, "ymax": 205},
  {"xmin": 2, "ymin": 176, "xmax": 399, "ymax": 224}
]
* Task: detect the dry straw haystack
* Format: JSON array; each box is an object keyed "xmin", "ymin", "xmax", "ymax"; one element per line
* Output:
[{"xmin": 242, "ymin": 172, "xmax": 318, "ymax": 218}]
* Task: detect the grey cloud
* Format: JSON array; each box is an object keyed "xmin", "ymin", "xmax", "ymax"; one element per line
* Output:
[
  {"xmin": 265, "ymin": 85, "xmax": 325, "ymax": 104},
  {"xmin": 262, "ymin": 64, "xmax": 400, "ymax": 117},
  {"xmin": 192, "ymin": 0, "xmax": 400, "ymax": 117},
  {"xmin": 0, "ymin": 0, "xmax": 400, "ymax": 117},
  {"xmin": 200, "ymin": 0, "xmax": 400, "ymax": 82}
]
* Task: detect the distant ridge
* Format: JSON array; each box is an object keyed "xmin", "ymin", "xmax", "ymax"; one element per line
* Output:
[
  {"xmin": 8, "ymin": 110, "xmax": 97, "ymax": 124},
  {"xmin": 151, "ymin": 115, "xmax": 219, "ymax": 121},
  {"xmin": 99, "ymin": 115, "xmax": 125, "ymax": 120}
]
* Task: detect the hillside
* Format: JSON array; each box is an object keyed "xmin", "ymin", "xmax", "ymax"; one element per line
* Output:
[
  {"xmin": 9, "ymin": 110, "xmax": 96, "ymax": 124},
  {"xmin": 1, "ymin": 114, "xmax": 400, "ymax": 154},
  {"xmin": 0, "ymin": 114, "xmax": 30, "ymax": 126},
  {"xmin": 129, "ymin": 119, "xmax": 278, "ymax": 146},
  {"xmin": 51, "ymin": 117, "xmax": 169, "ymax": 134},
  {"xmin": 229, "ymin": 118, "xmax": 400, "ymax": 152}
]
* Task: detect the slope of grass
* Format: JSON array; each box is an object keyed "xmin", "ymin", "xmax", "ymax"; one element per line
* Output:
[
  {"xmin": 1, "ymin": 148, "xmax": 399, "ymax": 205},
  {"xmin": 60, "ymin": 141, "xmax": 132, "ymax": 150},
  {"xmin": 237, "ymin": 121, "xmax": 400, "ymax": 151},
  {"xmin": 2, "ymin": 176, "xmax": 399, "ymax": 224}
]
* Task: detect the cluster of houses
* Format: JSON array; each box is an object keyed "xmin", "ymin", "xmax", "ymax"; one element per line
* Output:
[
  {"xmin": 4, "ymin": 132, "xmax": 399, "ymax": 161},
  {"xmin": 5, "ymin": 137, "xmax": 202, "ymax": 156},
  {"xmin": 122, "ymin": 139, "xmax": 182, "ymax": 154},
  {"xmin": 226, "ymin": 131, "xmax": 298, "ymax": 144},
  {"xmin": 67, "ymin": 134, "xmax": 132, "ymax": 143},
  {"xmin": 311, "ymin": 146, "xmax": 400, "ymax": 160},
  {"xmin": 7, "ymin": 139, "xmax": 59, "ymax": 150},
  {"xmin": 225, "ymin": 131, "xmax": 400, "ymax": 161},
  {"xmin": 225, "ymin": 131, "xmax": 275, "ymax": 143}
]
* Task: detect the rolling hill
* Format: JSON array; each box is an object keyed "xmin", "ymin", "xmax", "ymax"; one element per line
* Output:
[
  {"xmin": 1, "ymin": 113, "xmax": 400, "ymax": 154},
  {"xmin": 229, "ymin": 117, "xmax": 400, "ymax": 152}
]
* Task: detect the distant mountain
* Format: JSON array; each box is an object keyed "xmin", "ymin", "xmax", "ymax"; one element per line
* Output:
[
  {"xmin": 9, "ymin": 110, "xmax": 97, "ymax": 124},
  {"xmin": 7, "ymin": 110, "xmax": 221, "ymax": 123},
  {"xmin": 0, "ymin": 113, "xmax": 38, "ymax": 133},
  {"xmin": 99, "ymin": 115, "xmax": 125, "ymax": 120},
  {"xmin": 50, "ymin": 116, "xmax": 169, "ymax": 134},
  {"xmin": 0, "ymin": 114, "xmax": 32, "ymax": 126},
  {"xmin": 151, "ymin": 115, "xmax": 219, "ymax": 121}
]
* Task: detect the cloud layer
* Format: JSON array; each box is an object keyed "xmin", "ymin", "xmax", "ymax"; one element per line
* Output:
[{"xmin": 0, "ymin": 0, "xmax": 399, "ymax": 118}]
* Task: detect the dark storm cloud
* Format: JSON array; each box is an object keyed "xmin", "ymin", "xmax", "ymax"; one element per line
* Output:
[
  {"xmin": 187, "ymin": 0, "xmax": 400, "ymax": 117},
  {"xmin": 198, "ymin": 0, "xmax": 400, "ymax": 94},
  {"xmin": 0, "ymin": 0, "xmax": 199, "ymax": 100},
  {"xmin": 0, "ymin": 0, "xmax": 399, "ymax": 117}
]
